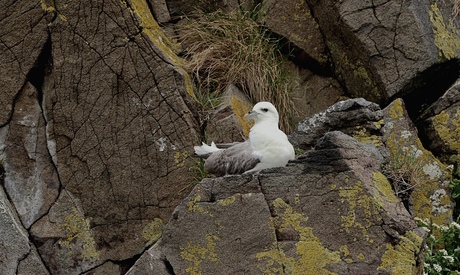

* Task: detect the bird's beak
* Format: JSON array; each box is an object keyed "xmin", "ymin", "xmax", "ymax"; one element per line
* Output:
[{"xmin": 245, "ymin": 110, "xmax": 257, "ymax": 122}]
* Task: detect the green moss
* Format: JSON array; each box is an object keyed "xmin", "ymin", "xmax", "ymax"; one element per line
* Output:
[
  {"xmin": 257, "ymin": 198, "xmax": 340, "ymax": 274},
  {"xmin": 58, "ymin": 207, "xmax": 100, "ymax": 261},
  {"xmin": 378, "ymin": 230, "xmax": 423, "ymax": 274},
  {"xmin": 142, "ymin": 218, "xmax": 164, "ymax": 245},
  {"xmin": 180, "ymin": 233, "xmax": 219, "ymax": 275},
  {"xmin": 429, "ymin": 2, "xmax": 460, "ymax": 59}
]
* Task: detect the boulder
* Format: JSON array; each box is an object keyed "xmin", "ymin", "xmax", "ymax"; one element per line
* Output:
[
  {"xmin": 0, "ymin": 83, "xmax": 60, "ymax": 229},
  {"xmin": 290, "ymin": 98, "xmax": 384, "ymax": 149},
  {"xmin": 261, "ymin": 0, "xmax": 328, "ymax": 67},
  {"xmin": 381, "ymin": 99, "xmax": 454, "ymax": 226},
  {"xmin": 128, "ymin": 131, "xmax": 423, "ymax": 274},
  {"xmin": 0, "ymin": 0, "xmax": 50, "ymax": 125},
  {"xmin": 0, "ymin": 186, "xmax": 49, "ymax": 275},
  {"xmin": 308, "ymin": 0, "xmax": 460, "ymax": 103},
  {"xmin": 289, "ymin": 66, "xmax": 344, "ymax": 126},
  {"xmin": 419, "ymin": 79, "xmax": 460, "ymax": 166}
]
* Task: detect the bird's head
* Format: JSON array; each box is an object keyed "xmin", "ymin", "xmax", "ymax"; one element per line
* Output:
[{"xmin": 245, "ymin": 102, "xmax": 279, "ymax": 125}]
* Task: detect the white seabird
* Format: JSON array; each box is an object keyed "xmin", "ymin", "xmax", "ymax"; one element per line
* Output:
[{"xmin": 194, "ymin": 101, "xmax": 295, "ymax": 176}]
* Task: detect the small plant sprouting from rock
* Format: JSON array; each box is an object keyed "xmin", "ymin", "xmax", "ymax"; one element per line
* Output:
[
  {"xmin": 383, "ymin": 148, "xmax": 425, "ymax": 201},
  {"xmin": 415, "ymin": 217, "xmax": 460, "ymax": 274},
  {"xmin": 175, "ymin": 151, "xmax": 209, "ymax": 185},
  {"xmin": 177, "ymin": 7, "xmax": 298, "ymax": 132}
]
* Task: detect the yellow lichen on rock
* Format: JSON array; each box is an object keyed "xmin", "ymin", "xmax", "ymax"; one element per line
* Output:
[
  {"xmin": 372, "ymin": 172, "xmax": 399, "ymax": 205},
  {"xmin": 187, "ymin": 193, "xmax": 214, "ymax": 217},
  {"xmin": 429, "ymin": 2, "xmax": 460, "ymax": 59},
  {"xmin": 378, "ymin": 230, "xmax": 423, "ymax": 274},
  {"xmin": 338, "ymin": 180, "xmax": 380, "ymax": 242},
  {"xmin": 180, "ymin": 233, "xmax": 219, "ymax": 275},
  {"xmin": 127, "ymin": 0, "xmax": 195, "ymax": 98},
  {"xmin": 431, "ymin": 109, "xmax": 460, "ymax": 164},
  {"xmin": 141, "ymin": 218, "xmax": 164, "ymax": 245},
  {"xmin": 384, "ymin": 99, "xmax": 453, "ymax": 226},
  {"xmin": 353, "ymin": 126, "xmax": 384, "ymax": 147},
  {"xmin": 217, "ymin": 195, "xmax": 237, "ymax": 206},
  {"xmin": 230, "ymin": 96, "xmax": 253, "ymax": 137},
  {"xmin": 58, "ymin": 207, "xmax": 100, "ymax": 261},
  {"xmin": 257, "ymin": 198, "xmax": 340, "ymax": 274}
]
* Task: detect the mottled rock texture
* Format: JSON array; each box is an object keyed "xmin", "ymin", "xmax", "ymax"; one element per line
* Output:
[
  {"xmin": 128, "ymin": 131, "xmax": 423, "ymax": 274},
  {"xmin": 0, "ymin": 0, "xmax": 458, "ymax": 274},
  {"xmin": 308, "ymin": 0, "xmax": 460, "ymax": 103},
  {"xmin": 0, "ymin": 187, "xmax": 49, "ymax": 275},
  {"xmin": 1, "ymin": 0, "xmax": 200, "ymax": 273},
  {"xmin": 420, "ymin": 79, "xmax": 460, "ymax": 166}
]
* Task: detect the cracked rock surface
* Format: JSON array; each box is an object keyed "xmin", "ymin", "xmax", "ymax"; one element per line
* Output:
[{"xmin": 128, "ymin": 131, "xmax": 421, "ymax": 274}]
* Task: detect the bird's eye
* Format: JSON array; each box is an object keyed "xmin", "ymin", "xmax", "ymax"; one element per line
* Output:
[{"xmin": 261, "ymin": 108, "xmax": 269, "ymax": 112}]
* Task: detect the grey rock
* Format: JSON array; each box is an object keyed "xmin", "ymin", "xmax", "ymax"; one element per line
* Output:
[
  {"xmin": 290, "ymin": 98, "xmax": 383, "ymax": 148},
  {"xmin": 0, "ymin": 186, "xmax": 49, "ymax": 275},
  {"xmin": 128, "ymin": 131, "xmax": 422, "ymax": 274}
]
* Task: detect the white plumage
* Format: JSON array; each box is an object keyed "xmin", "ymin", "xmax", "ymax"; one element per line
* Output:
[{"xmin": 194, "ymin": 102, "xmax": 295, "ymax": 176}]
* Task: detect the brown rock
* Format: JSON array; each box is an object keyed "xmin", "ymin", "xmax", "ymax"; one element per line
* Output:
[
  {"xmin": 262, "ymin": 0, "xmax": 328, "ymax": 66},
  {"xmin": 0, "ymin": 0, "xmax": 50, "ymax": 125},
  {"xmin": 290, "ymin": 67, "xmax": 343, "ymax": 124},
  {"xmin": 128, "ymin": 131, "xmax": 422, "ymax": 274},
  {"xmin": 24, "ymin": 0, "xmax": 201, "ymax": 273},
  {"xmin": 308, "ymin": 0, "xmax": 460, "ymax": 102}
]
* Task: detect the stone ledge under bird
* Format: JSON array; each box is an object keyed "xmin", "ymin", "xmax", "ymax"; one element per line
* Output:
[{"xmin": 194, "ymin": 102, "xmax": 295, "ymax": 176}]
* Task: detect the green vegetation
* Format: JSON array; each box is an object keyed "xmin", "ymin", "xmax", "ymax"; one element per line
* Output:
[
  {"xmin": 383, "ymin": 147, "xmax": 425, "ymax": 201},
  {"xmin": 449, "ymin": 168, "xmax": 460, "ymax": 218},
  {"xmin": 416, "ymin": 217, "xmax": 460, "ymax": 274},
  {"xmin": 177, "ymin": 7, "xmax": 298, "ymax": 132}
]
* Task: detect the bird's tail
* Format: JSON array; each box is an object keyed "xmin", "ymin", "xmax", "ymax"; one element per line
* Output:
[{"xmin": 194, "ymin": 142, "xmax": 222, "ymax": 157}]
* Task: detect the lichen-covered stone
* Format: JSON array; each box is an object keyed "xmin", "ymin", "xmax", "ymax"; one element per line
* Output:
[
  {"xmin": 308, "ymin": 0, "xmax": 460, "ymax": 101},
  {"xmin": 420, "ymin": 79, "xmax": 460, "ymax": 166},
  {"xmin": 261, "ymin": 0, "xmax": 328, "ymax": 66},
  {"xmin": 290, "ymin": 98, "xmax": 384, "ymax": 149},
  {"xmin": 128, "ymin": 131, "xmax": 420, "ymax": 274},
  {"xmin": 382, "ymin": 99, "xmax": 454, "ymax": 226}
]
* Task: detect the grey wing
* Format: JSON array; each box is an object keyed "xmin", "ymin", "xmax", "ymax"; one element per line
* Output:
[{"xmin": 204, "ymin": 141, "xmax": 260, "ymax": 176}]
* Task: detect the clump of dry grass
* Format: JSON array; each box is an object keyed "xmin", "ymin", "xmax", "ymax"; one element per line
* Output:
[
  {"xmin": 454, "ymin": 0, "xmax": 460, "ymax": 17},
  {"xmin": 383, "ymin": 148, "xmax": 425, "ymax": 200},
  {"xmin": 177, "ymin": 8, "xmax": 298, "ymax": 132}
]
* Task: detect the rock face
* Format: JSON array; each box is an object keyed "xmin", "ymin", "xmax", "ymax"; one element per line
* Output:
[
  {"xmin": 308, "ymin": 0, "xmax": 460, "ymax": 102},
  {"xmin": 0, "ymin": 0, "xmax": 457, "ymax": 274},
  {"xmin": 420, "ymin": 79, "xmax": 460, "ymax": 166},
  {"xmin": 0, "ymin": 0, "xmax": 200, "ymax": 274},
  {"xmin": 0, "ymin": 186, "xmax": 49, "ymax": 275},
  {"xmin": 128, "ymin": 131, "xmax": 422, "ymax": 274}
]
